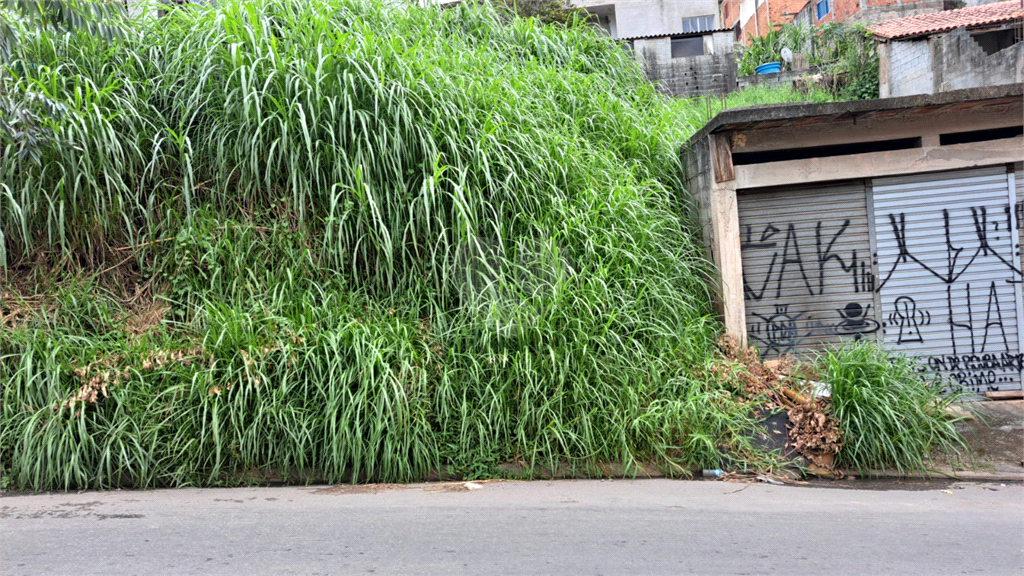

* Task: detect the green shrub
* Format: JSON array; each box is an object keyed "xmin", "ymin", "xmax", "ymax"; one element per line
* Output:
[
  {"xmin": 818, "ymin": 342, "xmax": 966, "ymax": 472},
  {"xmin": 0, "ymin": 0, "xmax": 767, "ymax": 490},
  {"xmin": 738, "ymin": 22, "xmax": 879, "ymax": 101}
]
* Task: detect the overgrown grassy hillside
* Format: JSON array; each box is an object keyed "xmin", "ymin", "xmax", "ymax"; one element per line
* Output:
[{"xmin": 1, "ymin": 0, "xmax": 764, "ymax": 490}]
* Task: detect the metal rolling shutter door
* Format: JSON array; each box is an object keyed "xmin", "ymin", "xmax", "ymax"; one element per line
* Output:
[
  {"xmin": 738, "ymin": 182, "xmax": 878, "ymax": 358},
  {"xmin": 873, "ymin": 167, "xmax": 1024, "ymax": 393}
]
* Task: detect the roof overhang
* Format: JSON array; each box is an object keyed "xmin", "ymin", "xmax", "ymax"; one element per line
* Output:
[{"xmin": 683, "ymin": 84, "xmax": 1024, "ymax": 151}]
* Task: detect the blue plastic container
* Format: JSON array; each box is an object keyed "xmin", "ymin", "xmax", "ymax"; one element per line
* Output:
[{"xmin": 755, "ymin": 62, "xmax": 782, "ymax": 74}]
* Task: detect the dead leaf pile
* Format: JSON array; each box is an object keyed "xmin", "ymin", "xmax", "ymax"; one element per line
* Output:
[
  {"xmin": 61, "ymin": 345, "xmax": 209, "ymax": 413},
  {"xmin": 717, "ymin": 335, "xmax": 844, "ymax": 476}
]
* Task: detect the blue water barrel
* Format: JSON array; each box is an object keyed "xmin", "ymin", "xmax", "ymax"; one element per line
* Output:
[{"xmin": 755, "ymin": 62, "xmax": 782, "ymax": 74}]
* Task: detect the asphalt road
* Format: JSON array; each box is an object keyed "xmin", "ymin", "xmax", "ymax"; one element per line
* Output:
[{"xmin": 2, "ymin": 478, "xmax": 1022, "ymax": 575}]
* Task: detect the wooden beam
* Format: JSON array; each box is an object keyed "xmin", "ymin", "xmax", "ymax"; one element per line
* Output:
[
  {"xmin": 711, "ymin": 133, "xmax": 734, "ymax": 183},
  {"xmin": 984, "ymin": 391, "xmax": 1024, "ymax": 400}
]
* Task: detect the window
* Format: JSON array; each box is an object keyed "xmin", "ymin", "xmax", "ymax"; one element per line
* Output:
[
  {"xmin": 816, "ymin": 0, "xmax": 831, "ymax": 20},
  {"xmin": 681, "ymin": 14, "xmax": 715, "ymax": 34},
  {"xmin": 970, "ymin": 28, "xmax": 1018, "ymax": 56},
  {"xmin": 671, "ymin": 37, "xmax": 705, "ymax": 58}
]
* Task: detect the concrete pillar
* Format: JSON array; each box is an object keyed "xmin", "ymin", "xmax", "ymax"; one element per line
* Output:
[
  {"xmin": 709, "ymin": 134, "xmax": 746, "ymax": 346},
  {"xmin": 877, "ymin": 42, "xmax": 890, "ymax": 99}
]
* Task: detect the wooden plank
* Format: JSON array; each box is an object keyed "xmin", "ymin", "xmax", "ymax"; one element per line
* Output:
[
  {"xmin": 712, "ymin": 134, "xmax": 734, "ymax": 183},
  {"xmin": 984, "ymin": 391, "xmax": 1024, "ymax": 400}
]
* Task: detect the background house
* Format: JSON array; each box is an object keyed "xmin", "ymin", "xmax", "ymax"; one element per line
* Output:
[
  {"xmin": 623, "ymin": 27, "xmax": 738, "ymax": 96},
  {"xmin": 871, "ymin": 0, "xmax": 1024, "ymax": 97},
  {"xmin": 718, "ymin": 0, "xmax": 1012, "ymax": 42},
  {"xmin": 574, "ymin": 0, "xmax": 721, "ymax": 38},
  {"xmin": 570, "ymin": 1, "xmax": 739, "ymax": 97}
]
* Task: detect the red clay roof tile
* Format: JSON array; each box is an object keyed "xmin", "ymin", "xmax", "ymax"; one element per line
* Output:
[{"xmin": 869, "ymin": 0, "xmax": 1023, "ymax": 40}]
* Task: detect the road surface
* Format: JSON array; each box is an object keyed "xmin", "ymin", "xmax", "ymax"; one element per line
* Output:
[{"xmin": 2, "ymin": 478, "xmax": 1022, "ymax": 575}]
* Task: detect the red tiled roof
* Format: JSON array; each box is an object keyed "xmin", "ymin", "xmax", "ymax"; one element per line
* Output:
[{"xmin": 869, "ymin": 1, "xmax": 1023, "ymax": 40}]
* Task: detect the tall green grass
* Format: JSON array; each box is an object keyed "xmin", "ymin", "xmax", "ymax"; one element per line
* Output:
[
  {"xmin": 818, "ymin": 343, "xmax": 965, "ymax": 473},
  {"xmin": 1, "ymin": 0, "xmax": 768, "ymax": 490}
]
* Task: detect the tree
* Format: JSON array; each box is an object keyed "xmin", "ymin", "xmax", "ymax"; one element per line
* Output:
[{"xmin": 495, "ymin": 0, "xmax": 594, "ymax": 27}]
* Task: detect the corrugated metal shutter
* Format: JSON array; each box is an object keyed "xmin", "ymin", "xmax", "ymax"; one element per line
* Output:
[
  {"xmin": 738, "ymin": 182, "xmax": 878, "ymax": 358},
  {"xmin": 873, "ymin": 167, "xmax": 1024, "ymax": 393}
]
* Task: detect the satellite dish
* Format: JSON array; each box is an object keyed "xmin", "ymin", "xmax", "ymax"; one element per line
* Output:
[{"xmin": 781, "ymin": 47, "xmax": 793, "ymax": 63}]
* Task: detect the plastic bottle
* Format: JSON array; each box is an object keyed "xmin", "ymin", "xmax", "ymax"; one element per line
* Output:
[{"xmin": 702, "ymin": 469, "xmax": 724, "ymax": 478}]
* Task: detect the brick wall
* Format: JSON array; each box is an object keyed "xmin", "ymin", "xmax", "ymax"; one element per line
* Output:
[
  {"xmin": 723, "ymin": 0, "xmax": 941, "ymax": 42},
  {"xmin": 721, "ymin": 0, "xmax": 743, "ymax": 29},
  {"xmin": 790, "ymin": 0, "xmax": 942, "ymax": 28},
  {"xmin": 845, "ymin": 0, "xmax": 944, "ymax": 25},
  {"xmin": 885, "ymin": 38, "xmax": 934, "ymax": 96}
]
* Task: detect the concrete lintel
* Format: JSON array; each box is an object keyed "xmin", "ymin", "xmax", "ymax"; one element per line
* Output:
[
  {"xmin": 729, "ymin": 102, "xmax": 1020, "ymax": 153},
  {"xmin": 734, "ymin": 137, "xmax": 1024, "ymax": 190}
]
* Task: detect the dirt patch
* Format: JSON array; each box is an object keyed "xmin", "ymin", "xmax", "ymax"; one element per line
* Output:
[
  {"xmin": 935, "ymin": 400, "xmax": 1024, "ymax": 474},
  {"xmin": 314, "ymin": 479, "xmax": 505, "ymax": 495},
  {"xmin": 314, "ymin": 483, "xmax": 417, "ymax": 495},
  {"xmin": 123, "ymin": 300, "xmax": 169, "ymax": 337}
]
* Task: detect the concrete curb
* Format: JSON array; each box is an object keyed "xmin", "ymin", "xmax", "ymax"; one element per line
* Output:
[{"xmin": 854, "ymin": 469, "xmax": 1024, "ymax": 482}]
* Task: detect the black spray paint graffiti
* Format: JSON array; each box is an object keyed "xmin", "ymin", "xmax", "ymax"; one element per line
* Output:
[
  {"xmin": 748, "ymin": 302, "xmax": 879, "ymax": 355},
  {"xmin": 878, "ymin": 207, "xmax": 1022, "ymax": 289},
  {"xmin": 748, "ymin": 305, "xmax": 806, "ymax": 356},
  {"xmin": 742, "ymin": 213, "xmax": 878, "ymax": 356},
  {"xmin": 742, "ymin": 220, "xmax": 874, "ymax": 302},
  {"xmin": 878, "ymin": 205, "xmax": 1023, "ymax": 392},
  {"xmin": 743, "ymin": 200, "xmax": 1023, "ymax": 392},
  {"xmin": 927, "ymin": 352, "xmax": 1024, "ymax": 389},
  {"xmin": 830, "ymin": 302, "xmax": 880, "ymax": 340},
  {"xmin": 887, "ymin": 296, "xmax": 930, "ymax": 344}
]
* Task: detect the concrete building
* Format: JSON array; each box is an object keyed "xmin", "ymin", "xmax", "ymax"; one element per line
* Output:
[
  {"xmin": 569, "ymin": 1, "xmax": 740, "ymax": 98},
  {"xmin": 871, "ymin": 1, "xmax": 1024, "ymax": 97},
  {"xmin": 575, "ymin": 0, "xmax": 721, "ymax": 39},
  {"xmin": 622, "ymin": 27, "xmax": 739, "ymax": 96},
  {"xmin": 681, "ymin": 84, "xmax": 1024, "ymax": 393}
]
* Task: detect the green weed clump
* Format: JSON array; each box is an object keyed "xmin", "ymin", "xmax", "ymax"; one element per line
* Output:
[
  {"xmin": 667, "ymin": 83, "xmax": 834, "ymax": 137},
  {"xmin": 0, "ymin": 0, "xmax": 765, "ymax": 490},
  {"xmin": 818, "ymin": 343, "xmax": 965, "ymax": 472}
]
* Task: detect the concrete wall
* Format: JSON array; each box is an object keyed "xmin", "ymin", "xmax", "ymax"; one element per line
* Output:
[
  {"xmin": 881, "ymin": 28, "xmax": 1024, "ymax": 97},
  {"xmin": 933, "ymin": 27, "xmax": 1024, "ymax": 93},
  {"xmin": 681, "ymin": 132, "xmax": 745, "ymax": 341},
  {"xmin": 636, "ymin": 37, "xmax": 738, "ymax": 96},
  {"xmin": 575, "ymin": 0, "xmax": 720, "ymax": 39}
]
